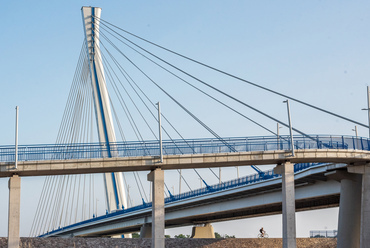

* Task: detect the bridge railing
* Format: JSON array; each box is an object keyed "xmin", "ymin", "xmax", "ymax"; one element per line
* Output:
[
  {"xmin": 310, "ymin": 230, "xmax": 337, "ymax": 238},
  {"xmin": 1, "ymin": 135, "xmax": 369, "ymax": 162}
]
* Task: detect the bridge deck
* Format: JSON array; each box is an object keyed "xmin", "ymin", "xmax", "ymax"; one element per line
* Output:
[
  {"xmin": 1, "ymin": 135, "xmax": 369, "ymax": 177},
  {"xmin": 0, "ymin": 135, "xmax": 368, "ymax": 162},
  {"xmin": 0, "ymin": 148, "xmax": 369, "ymax": 177}
]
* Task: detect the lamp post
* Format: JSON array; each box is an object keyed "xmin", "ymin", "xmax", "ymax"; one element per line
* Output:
[
  {"xmin": 156, "ymin": 102, "xmax": 163, "ymax": 163},
  {"xmin": 352, "ymin": 126, "xmax": 358, "ymax": 139},
  {"xmin": 283, "ymin": 100, "xmax": 294, "ymax": 157},
  {"xmin": 352, "ymin": 126, "xmax": 359, "ymax": 149},
  {"xmin": 277, "ymin": 122, "xmax": 283, "ymax": 150},
  {"xmin": 15, "ymin": 106, "xmax": 19, "ymax": 169},
  {"xmin": 361, "ymin": 86, "xmax": 370, "ymax": 138},
  {"xmin": 179, "ymin": 169, "xmax": 182, "ymax": 194}
]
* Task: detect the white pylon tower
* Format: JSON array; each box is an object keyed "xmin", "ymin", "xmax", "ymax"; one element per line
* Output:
[{"xmin": 81, "ymin": 6, "xmax": 128, "ymax": 213}]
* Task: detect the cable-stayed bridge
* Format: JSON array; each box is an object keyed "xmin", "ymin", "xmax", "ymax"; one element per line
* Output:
[{"xmin": 2, "ymin": 6, "xmax": 370, "ymax": 248}]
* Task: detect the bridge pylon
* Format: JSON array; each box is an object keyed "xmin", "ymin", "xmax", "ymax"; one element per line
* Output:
[{"xmin": 81, "ymin": 6, "xmax": 128, "ymax": 215}]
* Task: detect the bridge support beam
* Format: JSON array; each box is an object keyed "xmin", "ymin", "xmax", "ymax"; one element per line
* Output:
[
  {"xmin": 326, "ymin": 170, "xmax": 361, "ymax": 248},
  {"xmin": 274, "ymin": 162, "xmax": 296, "ymax": 248},
  {"xmin": 148, "ymin": 168, "xmax": 165, "ymax": 248},
  {"xmin": 8, "ymin": 175, "xmax": 21, "ymax": 248}
]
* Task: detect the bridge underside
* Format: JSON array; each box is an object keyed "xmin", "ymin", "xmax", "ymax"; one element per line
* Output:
[
  {"xmin": 171, "ymin": 195, "xmax": 339, "ymax": 226},
  {"xmin": 46, "ymin": 165, "xmax": 341, "ymax": 237},
  {"xmin": 72, "ymin": 194, "xmax": 340, "ymax": 237}
]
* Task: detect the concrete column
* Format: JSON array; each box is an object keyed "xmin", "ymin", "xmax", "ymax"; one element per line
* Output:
[
  {"xmin": 147, "ymin": 168, "xmax": 164, "ymax": 248},
  {"xmin": 348, "ymin": 164, "xmax": 370, "ymax": 248},
  {"xmin": 274, "ymin": 162, "xmax": 296, "ymax": 248},
  {"xmin": 8, "ymin": 175, "xmax": 21, "ymax": 248},
  {"xmin": 326, "ymin": 170, "xmax": 361, "ymax": 248},
  {"xmin": 360, "ymin": 165, "xmax": 370, "ymax": 248},
  {"xmin": 342, "ymin": 175, "xmax": 362, "ymax": 248}
]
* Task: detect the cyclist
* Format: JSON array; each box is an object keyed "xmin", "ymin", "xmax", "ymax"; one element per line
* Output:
[{"xmin": 259, "ymin": 227, "xmax": 265, "ymax": 237}]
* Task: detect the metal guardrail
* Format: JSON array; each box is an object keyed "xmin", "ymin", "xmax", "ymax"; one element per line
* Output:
[
  {"xmin": 310, "ymin": 230, "xmax": 337, "ymax": 238},
  {"xmin": 1, "ymin": 135, "xmax": 369, "ymax": 162},
  {"xmin": 39, "ymin": 162, "xmax": 324, "ymax": 237}
]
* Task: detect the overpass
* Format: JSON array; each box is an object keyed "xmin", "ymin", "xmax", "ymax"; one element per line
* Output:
[{"xmin": 3, "ymin": 135, "xmax": 370, "ymax": 248}]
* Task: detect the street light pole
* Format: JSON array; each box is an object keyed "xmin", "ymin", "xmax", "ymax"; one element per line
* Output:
[
  {"xmin": 283, "ymin": 100, "xmax": 294, "ymax": 157},
  {"xmin": 352, "ymin": 126, "xmax": 359, "ymax": 149},
  {"xmin": 277, "ymin": 122, "xmax": 282, "ymax": 150},
  {"xmin": 156, "ymin": 102, "xmax": 163, "ymax": 163},
  {"xmin": 367, "ymin": 86, "xmax": 370, "ymax": 138},
  {"xmin": 15, "ymin": 106, "xmax": 19, "ymax": 169},
  {"xmin": 179, "ymin": 169, "xmax": 182, "ymax": 194},
  {"xmin": 352, "ymin": 126, "xmax": 358, "ymax": 139},
  {"xmin": 361, "ymin": 86, "xmax": 370, "ymax": 138}
]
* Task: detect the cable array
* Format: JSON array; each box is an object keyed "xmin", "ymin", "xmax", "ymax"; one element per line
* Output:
[
  {"xmin": 30, "ymin": 45, "xmax": 99, "ymax": 236},
  {"xmin": 95, "ymin": 16, "xmax": 367, "ymax": 129},
  {"xmin": 31, "ymin": 12, "xmax": 362, "ymax": 236}
]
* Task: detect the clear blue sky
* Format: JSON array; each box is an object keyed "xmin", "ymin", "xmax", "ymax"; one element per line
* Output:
[{"xmin": 0, "ymin": 0, "xmax": 369, "ymax": 238}]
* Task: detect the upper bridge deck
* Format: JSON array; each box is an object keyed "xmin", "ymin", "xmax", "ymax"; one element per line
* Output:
[{"xmin": 0, "ymin": 135, "xmax": 369, "ymax": 177}]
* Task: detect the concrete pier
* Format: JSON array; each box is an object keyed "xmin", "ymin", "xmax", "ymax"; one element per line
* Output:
[
  {"xmin": 327, "ymin": 170, "xmax": 361, "ymax": 248},
  {"xmin": 338, "ymin": 175, "xmax": 362, "ymax": 248},
  {"xmin": 360, "ymin": 165, "xmax": 370, "ymax": 248},
  {"xmin": 8, "ymin": 175, "xmax": 21, "ymax": 248},
  {"xmin": 147, "ymin": 168, "xmax": 165, "ymax": 248},
  {"xmin": 348, "ymin": 164, "xmax": 370, "ymax": 248},
  {"xmin": 275, "ymin": 162, "xmax": 296, "ymax": 248}
]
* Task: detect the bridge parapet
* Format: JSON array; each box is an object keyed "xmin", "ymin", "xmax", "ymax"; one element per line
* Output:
[{"xmin": 0, "ymin": 135, "xmax": 368, "ymax": 163}]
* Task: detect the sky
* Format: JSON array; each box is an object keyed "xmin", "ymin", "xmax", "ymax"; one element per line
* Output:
[{"xmin": 1, "ymin": 0, "xmax": 370, "ymax": 238}]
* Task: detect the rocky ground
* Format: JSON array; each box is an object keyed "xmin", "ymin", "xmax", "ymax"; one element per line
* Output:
[{"xmin": 0, "ymin": 237, "xmax": 337, "ymax": 247}]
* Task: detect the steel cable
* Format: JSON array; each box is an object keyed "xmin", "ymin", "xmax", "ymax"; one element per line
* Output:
[{"xmin": 96, "ymin": 16, "xmax": 368, "ymax": 129}]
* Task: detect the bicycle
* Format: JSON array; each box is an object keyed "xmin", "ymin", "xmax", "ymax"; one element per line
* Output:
[{"xmin": 257, "ymin": 232, "xmax": 269, "ymax": 238}]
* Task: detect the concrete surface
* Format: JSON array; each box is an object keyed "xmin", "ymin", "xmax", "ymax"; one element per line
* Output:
[
  {"xmin": 2, "ymin": 149, "xmax": 370, "ymax": 178},
  {"xmin": 7, "ymin": 176, "xmax": 21, "ymax": 248}
]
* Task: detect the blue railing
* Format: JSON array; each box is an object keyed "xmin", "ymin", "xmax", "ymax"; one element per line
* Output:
[
  {"xmin": 1, "ymin": 135, "xmax": 369, "ymax": 163},
  {"xmin": 39, "ymin": 162, "xmax": 324, "ymax": 237}
]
